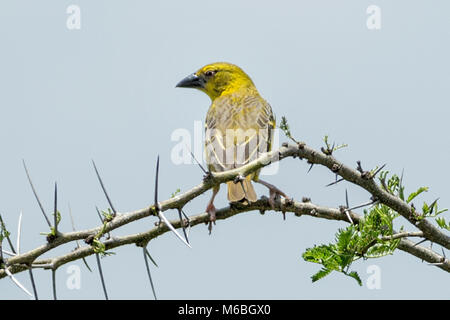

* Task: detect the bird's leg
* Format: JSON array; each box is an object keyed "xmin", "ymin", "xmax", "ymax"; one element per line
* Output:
[
  {"xmin": 206, "ymin": 186, "xmax": 219, "ymax": 234},
  {"xmin": 256, "ymin": 179, "xmax": 291, "ymax": 209}
]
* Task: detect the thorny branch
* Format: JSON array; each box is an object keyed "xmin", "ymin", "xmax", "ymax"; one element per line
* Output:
[{"xmin": 1, "ymin": 140, "xmax": 449, "ymax": 295}]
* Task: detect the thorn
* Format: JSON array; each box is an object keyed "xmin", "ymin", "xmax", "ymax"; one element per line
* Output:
[
  {"xmin": 143, "ymin": 247, "xmax": 157, "ymax": 300},
  {"xmin": 95, "ymin": 206, "xmax": 104, "ymax": 223},
  {"xmin": 5, "ymin": 267, "xmax": 34, "ymax": 299},
  {"xmin": 28, "ymin": 267, "xmax": 38, "ymax": 300},
  {"xmin": 95, "ymin": 253, "xmax": 109, "ymax": 300},
  {"xmin": 158, "ymin": 208, "xmax": 191, "ymax": 249},
  {"xmin": 398, "ymin": 168, "xmax": 405, "ymax": 197},
  {"xmin": 356, "ymin": 161, "xmax": 364, "ymax": 173},
  {"xmin": 325, "ymin": 178, "xmax": 344, "ymax": 187},
  {"xmin": 2, "ymin": 249, "xmax": 16, "ymax": 256},
  {"xmin": 428, "ymin": 198, "xmax": 440, "ymax": 216},
  {"xmin": 371, "ymin": 163, "xmax": 387, "ymax": 178},
  {"xmin": 177, "ymin": 208, "xmax": 189, "ymax": 245},
  {"xmin": 187, "ymin": 145, "xmax": 207, "ymax": 174},
  {"xmin": 307, "ymin": 163, "xmax": 314, "ymax": 173},
  {"xmin": 154, "ymin": 156, "xmax": 191, "ymax": 249},
  {"xmin": 16, "ymin": 211, "xmax": 23, "ymax": 255},
  {"xmin": 343, "ymin": 209, "xmax": 354, "ymax": 225},
  {"xmin": 52, "ymin": 269, "xmax": 57, "ymax": 300},
  {"xmin": 345, "ymin": 189, "xmax": 349, "ymax": 208},
  {"xmin": 144, "ymin": 247, "xmax": 159, "ymax": 268},
  {"xmin": 154, "ymin": 156, "xmax": 160, "ymax": 206},
  {"xmin": 181, "ymin": 210, "xmax": 191, "ymax": 239},
  {"xmin": 54, "ymin": 182, "xmax": 58, "ymax": 235},
  {"xmin": 413, "ymin": 238, "xmax": 427, "ymax": 247},
  {"xmin": 346, "ymin": 200, "xmax": 376, "ymax": 212},
  {"xmin": 342, "ymin": 190, "xmax": 354, "ymax": 224},
  {"xmin": 22, "ymin": 160, "xmax": 52, "ymax": 228},
  {"xmin": 92, "ymin": 160, "xmax": 117, "ymax": 215},
  {"xmin": 68, "ymin": 204, "xmax": 92, "ymax": 272}
]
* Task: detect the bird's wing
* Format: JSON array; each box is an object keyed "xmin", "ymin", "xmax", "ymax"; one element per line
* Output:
[{"xmin": 205, "ymin": 93, "xmax": 275, "ymax": 173}]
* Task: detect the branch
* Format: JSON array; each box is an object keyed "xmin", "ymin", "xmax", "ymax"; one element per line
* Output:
[{"xmin": 1, "ymin": 141, "xmax": 449, "ymax": 282}]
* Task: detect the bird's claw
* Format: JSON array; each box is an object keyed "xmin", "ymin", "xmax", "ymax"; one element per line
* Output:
[
  {"xmin": 268, "ymin": 188, "xmax": 292, "ymax": 211},
  {"xmin": 206, "ymin": 202, "xmax": 216, "ymax": 235}
]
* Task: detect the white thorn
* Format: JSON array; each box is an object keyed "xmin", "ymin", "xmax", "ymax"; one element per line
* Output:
[
  {"xmin": 344, "ymin": 210, "xmax": 354, "ymax": 225},
  {"xmin": 4, "ymin": 268, "xmax": 34, "ymax": 298},
  {"xmin": 157, "ymin": 204, "xmax": 191, "ymax": 249},
  {"xmin": 2, "ymin": 249, "xmax": 16, "ymax": 256}
]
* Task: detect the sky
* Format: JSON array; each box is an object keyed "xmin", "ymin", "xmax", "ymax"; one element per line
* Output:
[{"xmin": 0, "ymin": 1, "xmax": 449, "ymax": 299}]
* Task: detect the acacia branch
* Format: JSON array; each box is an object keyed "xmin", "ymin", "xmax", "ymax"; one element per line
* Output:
[{"xmin": 1, "ymin": 141, "xmax": 449, "ymax": 281}]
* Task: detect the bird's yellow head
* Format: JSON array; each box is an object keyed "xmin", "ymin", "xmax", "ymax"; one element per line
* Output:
[{"xmin": 176, "ymin": 62, "xmax": 256, "ymax": 100}]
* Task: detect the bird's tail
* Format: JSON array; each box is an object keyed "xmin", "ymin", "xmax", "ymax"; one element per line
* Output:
[{"xmin": 227, "ymin": 176, "xmax": 257, "ymax": 203}]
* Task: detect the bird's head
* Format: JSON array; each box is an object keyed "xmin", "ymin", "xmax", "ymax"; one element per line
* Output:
[{"xmin": 176, "ymin": 62, "xmax": 256, "ymax": 100}]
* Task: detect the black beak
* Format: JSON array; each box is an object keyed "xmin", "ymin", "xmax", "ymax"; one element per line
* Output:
[{"xmin": 176, "ymin": 73, "xmax": 206, "ymax": 88}]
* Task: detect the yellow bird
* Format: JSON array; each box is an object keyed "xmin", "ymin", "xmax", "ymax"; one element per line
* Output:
[{"xmin": 176, "ymin": 62, "xmax": 288, "ymax": 231}]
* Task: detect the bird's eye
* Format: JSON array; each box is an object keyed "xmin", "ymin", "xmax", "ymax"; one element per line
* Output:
[{"xmin": 205, "ymin": 70, "xmax": 216, "ymax": 77}]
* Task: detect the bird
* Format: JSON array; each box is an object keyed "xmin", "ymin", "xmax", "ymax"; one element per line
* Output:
[{"xmin": 176, "ymin": 62, "xmax": 289, "ymax": 232}]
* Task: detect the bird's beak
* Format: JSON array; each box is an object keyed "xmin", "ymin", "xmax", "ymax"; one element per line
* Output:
[{"xmin": 176, "ymin": 73, "xmax": 206, "ymax": 89}]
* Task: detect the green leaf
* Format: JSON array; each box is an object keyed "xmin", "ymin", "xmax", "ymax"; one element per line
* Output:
[
  {"xmin": 436, "ymin": 217, "xmax": 450, "ymax": 231},
  {"xmin": 311, "ymin": 268, "xmax": 332, "ymax": 283},
  {"xmin": 407, "ymin": 187, "xmax": 428, "ymax": 203},
  {"xmin": 53, "ymin": 210, "xmax": 61, "ymax": 227},
  {"xmin": 171, "ymin": 188, "xmax": 181, "ymax": 198},
  {"xmin": 346, "ymin": 271, "xmax": 362, "ymax": 286},
  {"xmin": 101, "ymin": 208, "xmax": 114, "ymax": 222}
]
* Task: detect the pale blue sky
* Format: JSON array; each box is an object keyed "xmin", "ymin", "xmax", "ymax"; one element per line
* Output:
[{"xmin": 0, "ymin": 1, "xmax": 449, "ymax": 299}]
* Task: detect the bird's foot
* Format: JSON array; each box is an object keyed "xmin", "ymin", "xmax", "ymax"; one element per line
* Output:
[
  {"xmin": 206, "ymin": 202, "xmax": 216, "ymax": 235},
  {"xmin": 266, "ymin": 184, "xmax": 291, "ymax": 209}
]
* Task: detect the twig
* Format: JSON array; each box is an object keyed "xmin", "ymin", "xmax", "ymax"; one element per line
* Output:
[
  {"xmin": 380, "ymin": 231, "xmax": 424, "ymax": 241},
  {"xmin": 0, "ymin": 214, "xmax": 16, "ymax": 254},
  {"xmin": 1, "ymin": 141, "xmax": 449, "ymax": 282}
]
